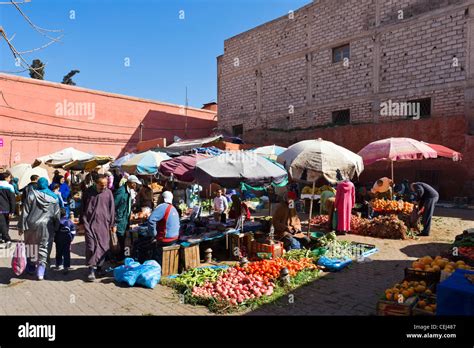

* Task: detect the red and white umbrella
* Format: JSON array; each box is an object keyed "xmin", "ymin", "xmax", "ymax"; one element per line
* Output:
[
  {"xmin": 358, "ymin": 137, "xmax": 438, "ymax": 181},
  {"xmin": 422, "ymin": 142, "xmax": 462, "ymax": 162}
]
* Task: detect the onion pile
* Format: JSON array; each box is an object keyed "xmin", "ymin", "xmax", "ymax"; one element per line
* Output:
[{"xmin": 191, "ymin": 268, "xmax": 274, "ymax": 306}]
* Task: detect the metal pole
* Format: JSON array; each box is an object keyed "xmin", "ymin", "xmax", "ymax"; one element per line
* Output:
[
  {"xmin": 184, "ymin": 86, "xmax": 188, "ymax": 138},
  {"xmin": 139, "ymin": 122, "xmax": 144, "ymax": 142},
  {"xmin": 307, "ymin": 181, "xmax": 316, "ymax": 235}
]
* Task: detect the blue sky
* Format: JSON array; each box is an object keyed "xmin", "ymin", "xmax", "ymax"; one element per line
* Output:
[{"xmin": 0, "ymin": 0, "xmax": 310, "ymax": 108}]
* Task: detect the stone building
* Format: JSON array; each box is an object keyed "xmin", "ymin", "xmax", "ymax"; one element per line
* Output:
[{"xmin": 217, "ymin": 0, "xmax": 474, "ymax": 199}]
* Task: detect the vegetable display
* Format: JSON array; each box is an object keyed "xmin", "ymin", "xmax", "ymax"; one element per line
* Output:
[
  {"xmin": 318, "ymin": 232, "xmax": 354, "ymax": 259},
  {"xmin": 310, "ymin": 215, "xmax": 367, "ymax": 234},
  {"xmin": 282, "ymin": 249, "xmax": 316, "ymax": 261},
  {"xmin": 238, "ymin": 258, "xmax": 317, "ymax": 280},
  {"xmin": 458, "ymin": 247, "xmax": 474, "ymax": 261},
  {"xmin": 174, "ymin": 267, "xmax": 227, "ymax": 289},
  {"xmin": 358, "ymin": 215, "xmax": 408, "ymax": 239},
  {"xmin": 191, "ymin": 268, "xmax": 274, "ymax": 305}
]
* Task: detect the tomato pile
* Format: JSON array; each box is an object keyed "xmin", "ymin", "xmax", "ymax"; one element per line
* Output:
[
  {"xmin": 236, "ymin": 257, "xmax": 317, "ymax": 280},
  {"xmin": 459, "ymin": 246, "xmax": 474, "ymax": 261}
]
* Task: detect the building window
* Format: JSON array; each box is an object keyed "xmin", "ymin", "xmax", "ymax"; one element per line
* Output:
[
  {"xmin": 332, "ymin": 44, "xmax": 350, "ymax": 63},
  {"xmin": 332, "ymin": 109, "xmax": 351, "ymax": 125},
  {"xmin": 407, "ymin": 98, "xmax": 431, "ymax": 119},
  {"xmin": 232, "ymin": 124, "xmax": 243, "ymax": 137}
]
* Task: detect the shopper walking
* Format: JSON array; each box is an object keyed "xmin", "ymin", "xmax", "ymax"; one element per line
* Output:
[
  {"xmin": 80, "ymin": 175, "xmax": 115, "ymax": 281},
  {"xmin": 19, "ymin": 177, "xmax": 60, "ymax": 280}
]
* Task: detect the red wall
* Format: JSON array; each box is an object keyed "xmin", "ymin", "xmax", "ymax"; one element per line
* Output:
[
  {"xmin": 244, "ymin": 116, "xmax": 474, "ymax": 199},
  {"xmin": 0, "ymin": 74, "xmax": 217, "ymax": 166}
]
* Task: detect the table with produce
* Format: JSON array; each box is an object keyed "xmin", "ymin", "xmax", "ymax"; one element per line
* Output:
[{"xmin": 378, "ymin": 252, "xmax": 474, "ymax": 316}]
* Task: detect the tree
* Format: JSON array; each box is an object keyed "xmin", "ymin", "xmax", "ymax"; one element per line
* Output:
[
  {"xmin": 29, "ymin": 59, "xmax": 45, "ymax": 79},
  {"xmin": 62, "ymin": 70, "xmax": 80, "ymax": 86}
]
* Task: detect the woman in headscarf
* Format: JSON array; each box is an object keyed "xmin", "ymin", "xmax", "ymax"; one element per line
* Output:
[
  {"xmin": 19, "ymin": 177, "xmax": 60, "ymax": 280},
  {"xmin": 228, "ymin": 194, "xmax": 251, "ymax": 221},
  {"xmin": 334, "ymin": 170, "xmax": 356, "ymax": 235}
]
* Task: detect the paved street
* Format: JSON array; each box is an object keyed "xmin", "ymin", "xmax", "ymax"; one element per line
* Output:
[{"xmin": 1, "ymin": 208, "xmax": 473, "ymax": 316}]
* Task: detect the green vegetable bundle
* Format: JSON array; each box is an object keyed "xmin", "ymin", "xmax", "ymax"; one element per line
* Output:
[
  {"xmin": 282, "ymin": 249, "xmax": 316, "ymax": 261},
  {"xmin": 174, "ymin": 267, "xmax": 227, "ymax": 289},
  {"xmin": 454, "ymin": 235, "xmax": 474, "ymax": 248}
]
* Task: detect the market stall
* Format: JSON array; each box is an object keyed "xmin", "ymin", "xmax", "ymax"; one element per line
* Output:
[{"xmin": 277, "ymin": 138, "xmax": 364, "ymax": 233}]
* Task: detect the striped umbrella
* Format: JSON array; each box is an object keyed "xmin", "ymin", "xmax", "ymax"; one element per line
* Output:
[
  {"xmin": 358, "ymin": 137, "xmax": 438, "ymax": 181},
  {"xmin": 121, "ymin": 150, "xmax": 170, "ymax": 175}
]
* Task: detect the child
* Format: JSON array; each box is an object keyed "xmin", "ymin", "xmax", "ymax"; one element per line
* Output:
[{"xmin": 54, "ymin": 208, "xmax": 76, "ymax": 273}]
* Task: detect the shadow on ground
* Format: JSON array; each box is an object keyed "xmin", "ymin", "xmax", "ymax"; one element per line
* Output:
[{"xmin": 399, "ymin": 242, "xmax": 452, "ymax": 258}]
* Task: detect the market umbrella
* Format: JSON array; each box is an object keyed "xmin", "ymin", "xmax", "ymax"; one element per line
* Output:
[
  {"xmin": 277, "ymin": 138, "xmax": 364, "ymax": 183},
  {"xmin": 9, "ymin": 163, "xmax": 49, "ymax": 190},
  {"xmin": 121, "ymin": 150, "xmax": 171, "ymax": 175},
  {"xmin": 194, "ymin": 151, "xmax": 288, "ymax": 188},
  {"xmin": 110, "ymin": 153, "xmax": 136, "ymax": 168},
  {"xmin": 277, "ymin": 138, "xmax": 364, "ymax": 234},
  {"xmin": 252, "ymin": 145, "xmax": 287, "ymax": 161},
  {"xmin": 33, "ymin": 147, "xmax": 94, "ymax": 168},
  {"xmin": 357, "ymin": 137, "xmax": 438, "ymax": 181},
  {"xmin": 422, "ymin": 142, "xmax": 462, "ymax": 161},
  {"xmin": 159, "ymin": 153, "xmax": 210, "ymax": 183},
  {"xmin": 63, "ymin": 156, "xmax": 114, "ymax": 171}
]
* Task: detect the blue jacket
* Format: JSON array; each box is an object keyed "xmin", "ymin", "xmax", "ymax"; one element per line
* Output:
[{"xmin": 147, "ymin": 203, "xmax": 180, "ymax": 243}]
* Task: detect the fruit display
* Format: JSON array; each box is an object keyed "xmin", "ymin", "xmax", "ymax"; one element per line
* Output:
[
  {"xmin": 301, "ymin": 185, "xmax": 335, "ymax": 195},
  {"xmin": 410, "ymin": 256, "xmax": 473, "ymax": 273},
  {"xmin": 371, "ymin": 199, "xmax": 414, "ymax": 214},
  {"xmin": 358, "ymin": 215, "xmax": 408, "ymax": 239},
  {"xmin": 384, "ymin": 280, "xmax": 430, "ymax": 302},
  {"xmin": 310, "ymin": 215, "xmax": 330, "ymax": 226},
  {"xmin": 415, "ymin": 296, "xmax": 437, "ymax": 314},
  {"xmin": 191, "ymin": 268, "xmax": 274, "ymax": 306}
]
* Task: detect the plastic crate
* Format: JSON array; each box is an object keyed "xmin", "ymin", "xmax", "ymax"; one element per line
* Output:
[{"xmin": 349, "ymin": 242, "xmax": 378, "ymax": 260}]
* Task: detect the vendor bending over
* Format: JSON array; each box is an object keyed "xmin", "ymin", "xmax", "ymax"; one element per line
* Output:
[
  {"xmin": 410, "ymin": 182, "xmax": 439, "ymax": 236},
  {"xmin": 147, "ymin": 191, "xmax": 180, "ymax": 263},
  {"xmin": 272, "ymin": 191, "xmax": 310, "ymax": 250}
]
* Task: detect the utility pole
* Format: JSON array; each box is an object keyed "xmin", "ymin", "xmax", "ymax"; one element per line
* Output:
[
  {"xmin": 139, "ymin": 122, "xmax": 144, "ymax": 141},
  {"xmin": 184, "ymin": 86, "xmax": 188, "ymax": 138}
]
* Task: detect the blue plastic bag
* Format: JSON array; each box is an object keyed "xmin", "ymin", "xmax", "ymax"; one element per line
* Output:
[
  {"xmin": 317, "ymin": 256, "xmax": 352, "ymax": 272},
  {"xmin": 136, "ymin": 260, "xmax": 162, "ymax": 289},
  {"xmin": 113, "ymin": 258, "xmax": 142, "ymax": 286}
]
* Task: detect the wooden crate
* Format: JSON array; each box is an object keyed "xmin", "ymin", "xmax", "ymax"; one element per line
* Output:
[
  {"xmin": 180, "ymin": 244, "xmax": 200, "ymax": 271},
  {"xmin": 161, "ymin": 245, "xmax": 180, "ymax": 277},
  {"xmin": 376, "ymin": 297, "xmax": 418, "ymax": 316},
  {"xmin": 412, "ymin": 295, "xmax": 436, "ymax": 316}
]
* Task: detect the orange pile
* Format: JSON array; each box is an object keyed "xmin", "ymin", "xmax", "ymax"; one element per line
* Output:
[{"xmin": 411, "ymin": 256, "xmax": 472, "ymax": 273}]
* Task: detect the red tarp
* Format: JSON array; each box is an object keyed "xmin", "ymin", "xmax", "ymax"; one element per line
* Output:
[{"xmin": 159, "ymin": 153, "xmax": 209, "ymax": 182}]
